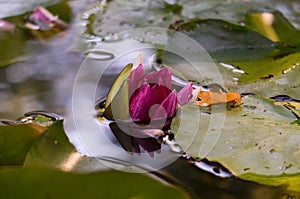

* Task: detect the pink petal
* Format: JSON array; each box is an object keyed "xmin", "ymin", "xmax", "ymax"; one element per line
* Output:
[
  {"xmin": 0, "ymin": 19, "xmax": 15, "ymax": 32},
  {"xmin": 129, "ymin": 84, "xmax": 151, "ymax": 121},
  {"xmin": 150, "ymin": 84, "xmax": 171, "ymax": 106},
  {"xmin": 30, "ymin": 6, "xmax": 54, "ymax": 23},
  {"xmin": 128, "ymin": 64, "xmax": 144, "ymax": 96},
  {"xmin": 177, "ymin": 82, "xmax": 193, "ymax": 106},
  {"xmin": 144, "ymin": 67, "xmax": 172, "ymax": 88},
  {"xmin": 133, "ymin": 54, "xmax": 142, "ymax": 70},
  {"xmin": 152, "ymin": 90, "xmax": 177, "ymax": 120}
]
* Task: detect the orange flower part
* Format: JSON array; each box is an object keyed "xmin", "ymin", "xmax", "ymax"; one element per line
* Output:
[{"xmin": 195, "ymin": 90, "xmax": 241, "ymax": 107}]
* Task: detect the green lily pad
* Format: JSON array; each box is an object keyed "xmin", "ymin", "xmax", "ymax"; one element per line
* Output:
[
  {"xmin": 0, "ymin": 123, "xmax": 45, "ymax": 166},
  {"xmin": 232, "ymin": 51, "xmax": 300, "ymax": 84},
  {"xmin": 239, "ymin": 172, "xmax": 300, "ymax": 195},
  {"xmin": 167, "ymin": 17, "xmax": 300, "ymax": 84},
  {"xmin": 245, "ymin": 11, "xmax": 300, "ymax": 46},
  {"xmin": 82, "ymin": 0, "xmax": 182, "ymax": 39},
  {"xmin": 76, "ymin": 0, "xmax": 300, "ymax": 44},
  {"xmin": 0, "ymin": 167, "xmax": 187, "ymax": 199},
  {"xmin": 24, "ymin": 120, "xmax": 75, "ymax": 169},
  {"xmin": 12, "ymin": 120, "xmax": 187, "ymax": 198},
  {"xmin": 170, "ymin": 18, "xmax": 275, "ymax": 63},
  {"xmin": 187, "ymin": 0, "xmax": 300, "ymax": 28},
  {"xmin": 71, "ymin": 0, "xmax": 184, "ymax": 51},
  {"xmin": 171, "ymin": 95, "xmax": 300, "ymax": 193},
  {"xmin": 24, "ymin": 120, "xmax": 109, "ymax": 173},
  {"xmin": 74, "ymin": 1, "xmax": 300, "ymax": 85},
  {"xmin": 0, "ymin": 26, "xmax": 30, "ymax": 67},
  {"xmin": 238, "ymin": 61, "xmax": 300, "ymax": 98}
]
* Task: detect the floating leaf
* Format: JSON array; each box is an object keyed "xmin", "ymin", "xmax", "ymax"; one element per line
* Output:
[
  {"xmin": 80, "ymin": 0, "xmax": 182, "ymax": 40},
  {"xmin": 245, "ymin": 11, "xmax": 300, "ymax": 46},
  {"xmin": 0, "ymin": 168, "xmax": 187, "ymax": 199},
  {"xmin": 179, "ymin": 0, "xmax": 300, "ymax": 30},
  {"xmin": 75, "ymin": 0, "xmax": 300, "ymax": 49},
  {"xmin": 239, "ymin": 173, "xmax": 300, "ymax": 196},
  {"xmin": 238, "ymin": 60, "xmax": 300, "ymax": 97},
  {"xmin": 172, "ymin": 95, "xmax": 300, "ymax": 194},
  {"xmin": 0, "ymin": 25, "xmax": 29, "ymax": 67},
  {"xmin": 167, "ymin": 17, "xmax": 300, "ymax": 84},
  {"xmin": 232, "ymin": 51, "xmax": 300, "ymax": 84},
  {"xmin": 24, "ymin": 120, "xmax": 109, "ymax": 173},
  {"xmin": 171, "ymin": 18, "xmax": 275, "ymax": 63},
  {"xmin": 0, "ymin": 123, "xmax": 45, "ymax": 166}
]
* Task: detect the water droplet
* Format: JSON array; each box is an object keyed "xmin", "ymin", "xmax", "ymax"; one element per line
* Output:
[
  {"xmin": 24, "ymin": 111, "xmax": 63, "ymax": 121},
  {"xmin": 232, "ymin": 77, "xmax": 239, "ymax": 83},
  {"xmin": 213, "ymin": 167, "xmax": 220, "ymax": 174},
  {"xmin": 0, "ymin": 119, "xmax": 15, "ymax": 125},
  {"xmin": 169, "ymin": 143, "xmax": 183, "ymax": 153},
  {"xmin": 220, "ymin": 62, "xmax": 235, "ymax": 69},
  {"xmin": 85, "ymin": 49, "xmax": 115, "ymax": 60},
  {"xmin": 232, "ymin": 68, "xmax": 245, "ymax": 74},
  {"xmin": 194, "ymin": 159, "xmax": 233, "ymax": 178},
  {"xmin": 104, "ymin": 33, "xmax": 119, "ymax": 41}
]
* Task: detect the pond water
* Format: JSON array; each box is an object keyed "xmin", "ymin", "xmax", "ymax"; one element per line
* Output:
[
  {"xmin": 1, "ymin": 1, "xmax": 300, "ymax": 199},
  {"xmin": 0, "ymin": 1, "xmax": 83, "ymax": 119}
]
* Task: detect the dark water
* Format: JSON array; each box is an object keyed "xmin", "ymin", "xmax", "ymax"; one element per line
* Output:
[{"xmin": 157, "ymin": 157, "xmax": 286, "ymax": 199}]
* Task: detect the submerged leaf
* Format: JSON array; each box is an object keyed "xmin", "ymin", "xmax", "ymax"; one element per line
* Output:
[
  {"xmin": 0, "ymin": 168, "xmax": 188, "ymax": 199},
  {"xmin": 0, "ymin": 123, "xmax": 45, "ymax": 166}
]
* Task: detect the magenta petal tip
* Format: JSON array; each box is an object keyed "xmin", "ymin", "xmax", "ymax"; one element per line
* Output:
[
  {"xmin": 152, "ymin": 90, "xmax": 177, "ymax": 120},
  {"xmin": 177, "ymin": 82, "xmax": 193, "ymax": 106}
]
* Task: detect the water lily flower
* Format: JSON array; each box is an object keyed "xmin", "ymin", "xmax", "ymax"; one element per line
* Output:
[
  {"xmin": 25, "ymin": 6, "xmax": 68, "ymax": 31},
  {"xmin": 0, "ymin": 19, "xmax": 15, "ymax": 32},
  {"xmin": 126, "ymin": 55, "xmax": 193, "ymax": 153},
  {"xmin": 128, "ymin": 55, "xmax": 193, "ymax": 124}
]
